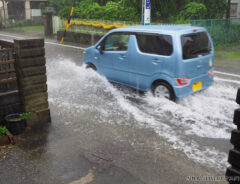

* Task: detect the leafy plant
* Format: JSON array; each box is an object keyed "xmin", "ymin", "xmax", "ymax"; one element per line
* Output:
[
  {"xmin": 19, "ymin": 112, "xmax": 34, "ymax": 120},
  {"xmin": 0, "ymin": 126, "xmax": 8, "ymax": 136}
]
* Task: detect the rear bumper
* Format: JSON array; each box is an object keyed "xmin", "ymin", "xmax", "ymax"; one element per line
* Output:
[{"xmin": 173, "ymin": 74, "xmax": 214, "ymax": 98}]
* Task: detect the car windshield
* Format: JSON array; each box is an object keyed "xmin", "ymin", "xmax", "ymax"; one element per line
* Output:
[{"xmin": 181, "ymin": 32, "xmax": 211, "ymax": 59}]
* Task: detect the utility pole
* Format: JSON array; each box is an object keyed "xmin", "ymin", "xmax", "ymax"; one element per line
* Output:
[
  {"xmin": 226, "ymin": 0, "xmax": 231, "ymax": 29},
  {"xmin": 142, "ymin": 0, "xmax": 144, "ymax": 25},
  {"xmin": 142, "ymin": 0, "xmax": 151, "ymax": 25}
]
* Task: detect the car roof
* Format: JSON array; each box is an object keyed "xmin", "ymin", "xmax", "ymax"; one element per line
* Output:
[{"xmin": 111, "ymin": 25, "xmax": 206, "ymax": 35}]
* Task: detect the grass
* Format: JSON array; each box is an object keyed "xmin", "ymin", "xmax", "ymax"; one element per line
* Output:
[
  {"xmin": 215, "ymin": 42, "xmax": 240, "ymax": 50},
  {"xmin": 215, "ymin": 42, "xmax": 240, "ymax": 59},
  {"xmin": 215, "ymin": 51, "xmax": 240, "ymax": 59},
  {"xmin": 9, "ymin": 25, "xmax": 44, "ymax": 31}
]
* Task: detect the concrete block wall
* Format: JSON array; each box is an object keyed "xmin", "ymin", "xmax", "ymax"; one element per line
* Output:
[
  {"xmin": 14, "ymin": 38, "xmax": 51, "ymax": 127},
  {"xmin": 57, "ymin": 31, "xmax": 102, "ymax": 45}
]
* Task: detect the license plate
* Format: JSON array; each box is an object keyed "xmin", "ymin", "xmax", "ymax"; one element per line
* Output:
[{"xmin": 192, "ymin": 81, "xmax": 202, "ymax": 92}]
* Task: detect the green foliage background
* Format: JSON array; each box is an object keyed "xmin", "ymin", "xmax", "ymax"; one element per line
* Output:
[{"xmin": 49, "ymin": 0, "xmax": 227, "ymax": 23}]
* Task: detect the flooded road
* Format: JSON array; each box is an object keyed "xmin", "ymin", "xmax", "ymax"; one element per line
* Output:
[
  {"xmin": 0, "ymin": 32, "xmax": 239, "ymax": 183},
  {"xmin": 47, "ymin": 58, "xmax": 238, "ymax": 175}
]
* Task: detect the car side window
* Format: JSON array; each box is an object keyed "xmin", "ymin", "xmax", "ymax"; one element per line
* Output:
[
  {"xmin": 103, "ymin": 33, "xmax": 130, "ymax": 51},
  {"xmin": 136, "ymin": 34, "xmax": 173, "ymax": 56}
]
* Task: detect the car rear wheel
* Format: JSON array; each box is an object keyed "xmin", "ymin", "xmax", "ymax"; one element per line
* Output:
[{"xmin": 152, "ymin": 82, "xmax": 176, "ymax": 101}]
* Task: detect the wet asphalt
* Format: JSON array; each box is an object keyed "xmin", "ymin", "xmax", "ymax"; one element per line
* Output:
[{"xmin": 0, "ymin": 31, "xmax": 239, "ymax": 184}]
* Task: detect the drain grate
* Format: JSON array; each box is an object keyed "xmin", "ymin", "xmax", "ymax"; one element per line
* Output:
[{"xmin": 85, "ymin": 149, "xmax": 114, "ymax": 165}]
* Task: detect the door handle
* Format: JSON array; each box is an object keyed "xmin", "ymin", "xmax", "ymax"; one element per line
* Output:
[
  {"xmin": 152, "ymin": 59, "xmax": 162, "ymax": 64},
  {"xmin": 119, "ymin": 55, "xmax": 127, "ymax": 60},
  {"xmin": 197, "ymin": 65, "xmax": 202, "ymax": 69}
]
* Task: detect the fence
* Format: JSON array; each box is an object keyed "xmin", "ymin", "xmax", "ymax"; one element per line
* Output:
[
  {"xmin": 189, "ymin": 18, "xmax": 240, "ymax": 45},
  {"xmin": 0, "ymin": 40, "xmax": 21, "ymax": 123}
]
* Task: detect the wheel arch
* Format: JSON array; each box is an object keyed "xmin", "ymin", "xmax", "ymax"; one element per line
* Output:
[
  {"xmin": 151, "ymin": 79, "xmax": 173, "ymax": 91},
  {"xmin": 86, "ymin": 62, "xmax": 97, "ymax": 70}
]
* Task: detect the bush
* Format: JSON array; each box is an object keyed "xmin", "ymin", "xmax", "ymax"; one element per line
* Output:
[
  {"xmin": 57, "ymin": 0, "xmax": 139, "ymax": 22},
  {"xmin": 180, "ymin": 2, "xmax": 207, "ymax": 20}
]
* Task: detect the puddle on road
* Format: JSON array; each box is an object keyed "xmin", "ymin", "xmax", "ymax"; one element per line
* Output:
[{"xmin": 47, "ymin": 59, "xmax": 238, "ymax": 172}]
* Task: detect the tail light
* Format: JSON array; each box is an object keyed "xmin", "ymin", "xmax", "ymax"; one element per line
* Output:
[
  {"xmin": 175, "ymin": 77, "xmax": 190, "ymax": 86},
  {"xmin": 208, "ymin": 68, "xmax": 214, "ymax": 76}
]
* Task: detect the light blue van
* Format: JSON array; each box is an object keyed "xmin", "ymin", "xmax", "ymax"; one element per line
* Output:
[{"xmin": 83, "ymin": 25, "xmax": 214, "ymax": 101}]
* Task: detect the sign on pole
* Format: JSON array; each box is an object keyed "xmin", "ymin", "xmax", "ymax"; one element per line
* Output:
[{"xmin": 143, "ymin": 0, "xmax": 151, "ymax": 25}]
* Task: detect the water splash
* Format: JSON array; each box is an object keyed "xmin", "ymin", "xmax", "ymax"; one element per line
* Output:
[{"xmin": 47, "ymin": 59, "xmax": 238, "ymax": 172}]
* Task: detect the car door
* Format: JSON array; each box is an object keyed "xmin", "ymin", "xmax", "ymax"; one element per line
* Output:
[
  {"xmin": 128, "ymin": 33, "xmax": 174, "ymax": 90},
  {"xmin": 97, "ymin": 32, "xmax": 131, "ymax": 84}
]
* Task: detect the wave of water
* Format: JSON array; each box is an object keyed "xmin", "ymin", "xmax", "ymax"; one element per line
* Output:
[{"xmin": 47, "ymin": 59, "xmax": 239, "ymax": 172}]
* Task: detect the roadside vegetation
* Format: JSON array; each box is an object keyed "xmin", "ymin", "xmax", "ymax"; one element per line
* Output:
[
  {"xmin": 215, "ymin": 42, "xmax": 240, "ymax": 59},
  {"xmin": 49, "ymin": 0, "xmax": 227, "ymax": 23},
  {"xmin": 9, "ymin": 25, "xmax": 44, "ymax": 31},
  {"xmin": 215, "ymin": 42, "xmax": 240, "ymax": 68}
]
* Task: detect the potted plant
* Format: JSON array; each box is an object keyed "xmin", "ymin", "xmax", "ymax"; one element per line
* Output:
[
  {"xmin": 5, "ymin": 112, "xmax": 33, "ymax": 136},
  {"xmin": 0, "ymin": 126, "xmax": 14, "ymax": 145}
]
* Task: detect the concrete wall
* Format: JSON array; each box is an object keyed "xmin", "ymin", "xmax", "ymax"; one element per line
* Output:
[
  {"xmin": 52, "ymin": 16, "xmax": 64, "ymax": 34},
  {"xmin": 57, "ymin": 31, "xmax": 102, "ymax": 45},
  {"xmin": 232, "ymin": 0, "xmax": 240, "ymax": 18}
]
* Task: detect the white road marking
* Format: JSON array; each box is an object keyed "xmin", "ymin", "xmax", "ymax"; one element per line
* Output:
[
  {"xmin": 215, "ymin": 77, "xmax": 240, "ymax": 85},
  {"xmin": 0, "ymin": 33, "xmax": 24, "ymax": 39},
  {"xmin": 215, "ymin": 71, "xmax": 240, "ymax": 78},
  {"xmin": 0, "ymin": 33, "xmax": 86, "ymax": 50}
]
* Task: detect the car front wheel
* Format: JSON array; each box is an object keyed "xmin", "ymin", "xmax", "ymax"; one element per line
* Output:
[{"xmin": 86, "ymin": 63, "xmax": 97, "ymax": 71}]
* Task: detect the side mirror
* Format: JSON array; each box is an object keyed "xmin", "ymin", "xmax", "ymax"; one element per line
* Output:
[{"xmin": 97, "ymin": 45, "xmax": 104, "ymax": 55}]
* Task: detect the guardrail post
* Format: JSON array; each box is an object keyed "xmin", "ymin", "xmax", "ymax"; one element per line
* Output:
[{"xmin": 226, "ymin": 88, "xmax": 240, "ymax": 183}]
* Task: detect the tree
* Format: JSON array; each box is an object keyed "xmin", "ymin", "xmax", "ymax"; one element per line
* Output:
[
  {"xmin": 179, "ymin": 2, "xmax": 207, "ymax": 20},
  {"xmin": 226, "ymin": 0, "xmax": 231, "ymax": 19},
  {"xmin": 197, "ymin": 0, "xmax": 226, "ymax": 19},
  {"xmin": 49, "ymin": 0, "xmax": 228, "ymax": 22}
]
